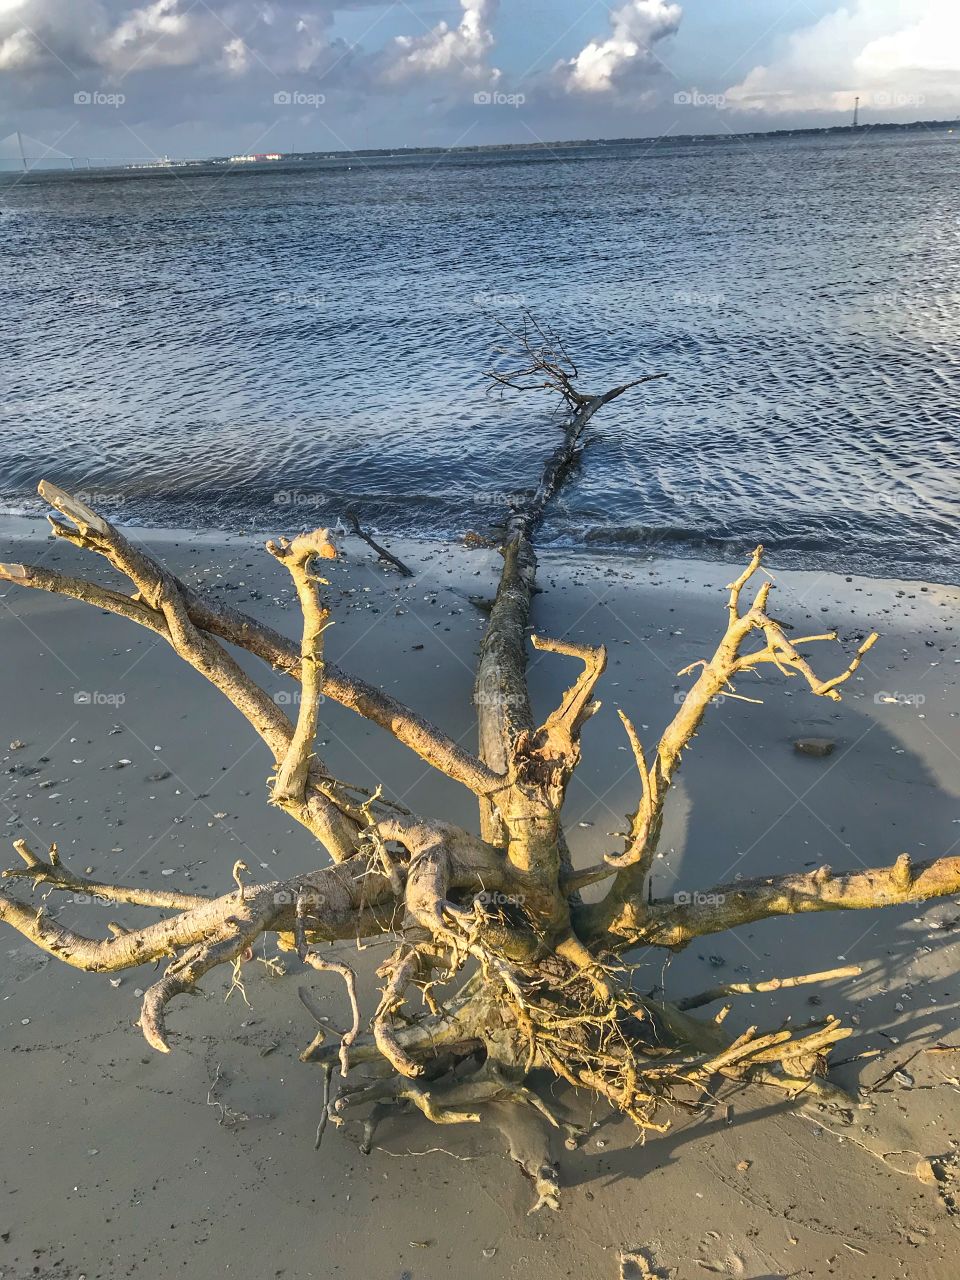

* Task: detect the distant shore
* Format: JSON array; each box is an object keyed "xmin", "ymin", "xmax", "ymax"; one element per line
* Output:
[{"xmin": 2, "ymin": 114, "xmax": 956, "ymax": 175}]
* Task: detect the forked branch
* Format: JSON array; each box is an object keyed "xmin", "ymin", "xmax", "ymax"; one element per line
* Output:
[
  {"xmin": 600, "ymin": 546, "xmax": 878, "ymax": 894},
  {"xmin": 485, "ymin": 311, "xmax": 665, "ymax": 411},
  {"xmin": 5, "ymin": 838, "xmax": 208, "ymax": 911}
]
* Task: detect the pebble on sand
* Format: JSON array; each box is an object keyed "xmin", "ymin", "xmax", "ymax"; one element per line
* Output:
[{"xmin": 793, "ymin": 737, "xmax": 836, "ymax": 758}]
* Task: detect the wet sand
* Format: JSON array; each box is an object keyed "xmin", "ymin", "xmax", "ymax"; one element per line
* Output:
[{"xmin": 1, "ymin": 517, "xmax": 959, "ymax": 1279}]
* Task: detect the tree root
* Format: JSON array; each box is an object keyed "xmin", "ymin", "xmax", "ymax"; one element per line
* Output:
[{"xmin": 297, "ymin": 938, "xmax": 870, "ymax": 1210}]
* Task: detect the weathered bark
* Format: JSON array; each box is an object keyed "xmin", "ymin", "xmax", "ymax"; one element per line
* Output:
[
  {"xmin": 582, "ymin": 852, "xmax": 960, "ymax": 950},
  {"xmin": 2, "ymin": 332, "xmax": 958, "ymax": 1216},
  {"xmin": 474, "ymin": 385, "xmax": 653, "ymax": 846}
]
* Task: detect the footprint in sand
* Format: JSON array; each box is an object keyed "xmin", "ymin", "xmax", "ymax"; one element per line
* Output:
[{"xmin": 695, "ymin": 1231, "xmax": 773, "ymax": 1277}]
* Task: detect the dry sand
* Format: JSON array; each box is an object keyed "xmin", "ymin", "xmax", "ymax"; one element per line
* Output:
[{"xmin": 1, "ymin": 515, "xmax": 959, "ymax": 1280}]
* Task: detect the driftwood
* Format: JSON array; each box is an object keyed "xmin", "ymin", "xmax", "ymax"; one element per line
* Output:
[
  {"xmin": 345, "ymin": 508, "xmax": 413, "ymax": 576},
  {"xmin": 2, "ymin": 324, "xmax": 959, "ymax": 1214}
]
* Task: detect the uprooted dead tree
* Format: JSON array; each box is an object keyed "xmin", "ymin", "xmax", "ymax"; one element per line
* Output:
[{"xmin": 2, "ymin": 320, "xmax": 960, "ymax": 1215}]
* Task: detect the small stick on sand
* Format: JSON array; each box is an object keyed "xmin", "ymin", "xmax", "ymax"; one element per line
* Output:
[{"xmin": 345, "ymin": 509, "xmax": 413, "ymax": 576}]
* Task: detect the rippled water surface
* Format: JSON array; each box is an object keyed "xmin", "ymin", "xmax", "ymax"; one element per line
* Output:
[{"xmin": 2, "ymin": 131, "xmax": 958, "ymax": 581}]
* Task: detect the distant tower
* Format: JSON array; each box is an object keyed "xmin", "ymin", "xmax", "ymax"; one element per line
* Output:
[
  {"xmin": 853, "ymin": 96, "xmax": 860, "ymax": 128},
  {"xmin": 16, "ymin": 129, "xmax": 27, "ymax": 172}
]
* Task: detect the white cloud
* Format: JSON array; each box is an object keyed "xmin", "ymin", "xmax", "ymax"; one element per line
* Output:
[
  {"xmin": 221, "ymin": 36, "xmax": 250, "ymax": 76},
  {"xmin": 380, "ymin": 0, "xmax": 500, "ymax": 85},
  {"xmin": 0, "ymin": 0, "xmax": 109, "ymax": 71},
  {"xmin": 0, "ymin": 0, "xmax": 505, "ymax": 90},
  {"xmin": 726, "ymin": 0, "xmax": 960, "ymax": 117},
  {"xmin": 0, "ymin": 26, "xmax": 41, "ymax": 70},
  {"xmin": 0, "ymin": 0, "xmax": 346, "ymax": 77},
  {"xmin": 103, "ymin": 0, "xmax": 204, "ymax": 70},
  {"xmin": 556, "ymin": 0, "xmax": 681, "ymax": 95}
]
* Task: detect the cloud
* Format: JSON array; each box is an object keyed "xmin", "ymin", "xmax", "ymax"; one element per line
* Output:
[
  {"xmin": 0, "ymin": 26, "xmax": 43, "ymax": 71},
  {"xmin": 555, "ymin": 0, "xmax": 681, "ymax": 95},
  {"xmin": 725, "ymin": 0, "xmax": 960, "ymax": 117},
  {"xmin": 378, "ymin": 0, "xmax": 500, "ymax": 85},
  {"xmin": 102, "ymin": 0, "xmax": 212, "ymax": 71},
  {"xmin": 0, "ymin": 0, "xmax": 361, "ymax": 79},
  {"xmin": 0, "ymin": 0, "xmax": 109, "ymax": 72},
  {"xmin": 0, "ymin": 1, "xmax": 503, "ymax": 92}
]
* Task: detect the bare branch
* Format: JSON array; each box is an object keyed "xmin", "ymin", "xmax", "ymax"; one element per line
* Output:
[
  {"xmin": 582, "ymin": 852, "xmax": 960, "ymax": 950},
  {"xmin": 373, "ymin": 946, "xmax": 426, "ymax": 1077},
  {"xmin": 0, "ymin": 855, "xmax": 398, "ymax": 981},
  {"xmin": 266, "ymin": 530, "xmax": 336, "ymax": 805},
  {"xmin": 475, "ymin": 362, "xmax": 662, "ymax": 850},
  {"xmin": 0, "ymin": 551, "xmax": 502, "ymax": 802},
  {"xmin": 597, "ymin": 546, "xmax": 879, "ymax": 904},
  {"xmin": 5, "ymin": 838, "xmax": 209, "ymax": 911},
  {"xmin": 17, "ymin": 484, "xmax": 361, "ymax": 861},
  {"xmin": 141, "ymin": 927, "xmax": 261, "ymax": 1054},
  {"xmin": 345, "ymin": 508, "xmax": 413, "ymax": 576},
  {"xmin": 301, "ymin": 950, "xmax": 361, "ymax": 1078},
  {"xmin": 529, "ymin": 635, "xmax": 606, "ymax": 760},
  {"xmin": 483, "ymin": 310, "xmax": 666, "ymax": 412},
  {"xmin": 675, "ymin": 964, "xmax": 862, "ymax": 1011},
  {"xmin": 0, "ymin": 877, "xmax": 277, "ymax": 975}
]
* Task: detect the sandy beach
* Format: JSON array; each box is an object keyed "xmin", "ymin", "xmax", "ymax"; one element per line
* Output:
[{"xmin": 1, "ymin": 515, "xmax": 958, "ymax": 1280}]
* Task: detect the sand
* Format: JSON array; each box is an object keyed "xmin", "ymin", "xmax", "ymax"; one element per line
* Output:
[{"xmin": 1, "ymin": 515, "xmax": 958, "ymax": 1280}]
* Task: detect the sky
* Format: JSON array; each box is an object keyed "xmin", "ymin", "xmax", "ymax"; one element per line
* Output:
[{"xmin": 0, "ymin": 0, "xmax": 958, "ymax": 163}]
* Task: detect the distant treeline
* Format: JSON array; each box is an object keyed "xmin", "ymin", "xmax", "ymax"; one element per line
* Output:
[{"xmin": 210, "ymin": 118, "xmax": 959, "ymax": 165}]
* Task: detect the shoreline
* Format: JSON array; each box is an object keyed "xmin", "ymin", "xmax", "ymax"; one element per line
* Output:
[
  {"xmin": 2, "ymin": 118, "xmax": 956, "ymax": 177},
  {"xmin": 1, "ymin": 516, "xmax": 959, "ymax": 1277},
  {"xmin": 1, "ymin": 510, "xmax": 955, "ymax": 596}
]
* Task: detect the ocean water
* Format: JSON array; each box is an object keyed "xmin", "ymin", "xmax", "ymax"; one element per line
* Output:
[{"xmin": 1, "ymin": 129, "xmax": 958, "ymax": 582}]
